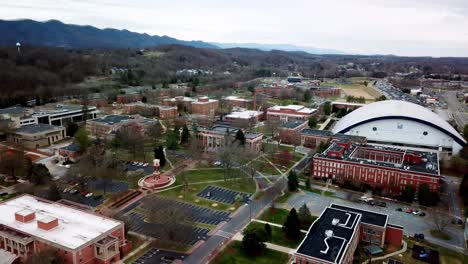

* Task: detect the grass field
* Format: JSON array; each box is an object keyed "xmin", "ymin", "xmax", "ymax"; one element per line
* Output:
[
  {"xmin": 258, "ymin": 207, "xmax": 290, "ymax": 225},
  {"xmin": 156, "ymin": 168, "xmax": 256, "ymax": 211},
  {"xmin": 211, "ymin": 241, "xmax": 290, "ymax": 264},
  {"xmin": 323, "ymin": 78, "xmax": 381, "ymax": 101},
  {"xmin": 247, "ymin": 222, "xmax": 304, "ymax": 249}
]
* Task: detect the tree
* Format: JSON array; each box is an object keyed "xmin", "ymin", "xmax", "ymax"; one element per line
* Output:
[
  {"xmin": 180, "ymin": 124, "xmax": 190, "ymax": 145},
  {"xmin": 283, "ymin": 208, "xmax": 301, "ymax": 240},
  {"xmin": 277, "ymin": 149, "xmax": 293, "ymax": 168},
  {"xmin": 376, "ymin": 95, "xmax": 387, "ymax": 101},
  {"xmin": 464, "ymin": 124, "xmax": 468, "ymax": 140},
  {"xmin": 74, "ymin": 128, "xmax": 91, "ymax": 151},
  {"xmin": 399, "ymin": 185, "xmax": 415, "ymax": 202},
  {"xmin": 317, "ymin": 141, "xmax": 329, "ymax": 152},
  {"xmin": 154, "ymin": 145, "xmax": 166, "ymax": 167},
  {"xmin": 141, "ymin": 96, "xmax": 147, "ymax": 103},
  {"xmin": 308, "ymin": 116, "xmax": 317, "ymax": 128},
  {"xmin": 146, "ymin": 121, "xmax": 164, "ymax": 147},
  {"xmin": 0, "ymin": 148, "xmax": 29, "ymax": 182},
  {"xmin": 305, "ymin": 178, "xmax": 311, "ymax": 190},
  {"xmin": 216, "ymin": 144, "xmax": 240, "ymax": 181},
  {"xmin": 66, "ymin": 122, "xmax": 79, "ymax": 137},
  {"xmin": 323, "ymin": 101, "xmax": 331, "ymax": 115},
  {"xmin": 234, "ymin": 129, "xmax": 246, "ymax": 146},
  {"xmin": 264, "ymin": 223, "xmax": 272, "ymax": 240},
  {"xmin": 303, "ymin": 91, "xmax": 312, "ymax": 102},
  {"xmin": 166, "ymin": 128, "xmax": 180, "ymax": 150},
  {"xmin": 47, "ymin": 182, "xmax": 62, "ymax": 201},
  {"xmin": 298, "ymin": 203, "xmax": 313, "ymax": 229},
  {"xmin": 418, "ymin": 183, "xmax": 439, "ymax": 206},
  {"xmin": 431, "ymin": 210, "xmax": 451, "ymax": 232},
  {"xmin": 242, "ymin": 224, "xmax": 267, "ymax": 256},
  {"xmin": 288, "ymin": 170, "xmax": 299, "ymax": 192},
  {"xmin": 459, "ymin": 173, "xmax": 468, "ymax": 204},
  {"xmin": 27, "ymin": 163, "xmax": 52, "ymax": 185},
  {"xmin": 115, "ymin": 123, "xmax": 145, "ymax": 159}
]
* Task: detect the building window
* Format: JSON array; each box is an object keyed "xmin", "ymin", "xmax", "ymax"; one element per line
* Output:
[
  {"xmin": 372, "ymin": 127, "xmax": 377, "ymax": 131},
  {"xmin": 423, "ymin": 131, "xmax": 428, "ymax": 136}
]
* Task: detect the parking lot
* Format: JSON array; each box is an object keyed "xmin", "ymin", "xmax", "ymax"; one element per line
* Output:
[
  {"xmin": 132, "ymin": 248, "xmax": 187, "ymax": 264},
  {"xmin": 124, "ymin": 162, "xmax": 153, "ymax": 175},
  {"xmin": 60, "ymin": 192, "xmax": 104, "ymax": 207},
  {"xmin": 142, "ymin": 196, "xmax": 230, "ymax": 225},
  {"xmin": 197, "ymin": 185, "xmax": 250, "ymax": 205},
  {"xmin": 86, "ymin": 179, "xmax": 129, "ymax": 193},
  {"xmin": 286, "ymin": 190, "xmax": 466, "ymax": 250},
  {"xmin": 123, "ymin": 211, "xmax": 209, "ymax": 245}
]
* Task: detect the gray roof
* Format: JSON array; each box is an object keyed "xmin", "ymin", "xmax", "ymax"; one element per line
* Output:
[
  {"xmin": 0, "ymin": 106, "xmax": 28, "ymax": 116},
  {"xmin": 15, "ymin": 124, "xmax": 63, "ymax": 134},
  {"xmin": 281, "ymin": 120, "xmax": 307, "ymax": 129},
  {"xmin": 91, "ymin": 115, "xmax": 133, "ymax": 125},
  {"xmin": 330, "ymin": 204, "xmax": 388, "ymax": 227},
  {"xmin": 301, "ymin": 129, "xmax": 333, "ymax": 137}
]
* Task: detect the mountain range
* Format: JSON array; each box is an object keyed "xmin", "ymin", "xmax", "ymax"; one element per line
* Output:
[{"xmin": 0, "ymin": 19, "xmax": 345, "ymax": 54}]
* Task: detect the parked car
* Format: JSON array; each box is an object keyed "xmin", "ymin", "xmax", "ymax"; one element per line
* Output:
[
  {"xmin": 377, "ymin": 201, "xmax": 387, "ymax": 207},
  {"xmin": 414, "ymin": 233, "xmax": 425, "ymax": 240},
  {"xmin": 94, "ymin": 195, "xmax": 103, "ymax": 200},
  {"xmin": 69, "ymin": 189, "xmax": 79, "ymax": 195},
  {"xmin": 406, "ymin": 208, "xmax": 413, "ymax": 214},
  {"xmin": 419, "ymin": 212, "xmax": 426, "ymax": 217},
  {"xmin": 359, "ymin": 196, "xmax": 374, "ymax": 203},
  {"xmin": 63, "ymin": 188, "xmax": 70, "ymax": 193},
  {"xmin": 412, "ymin": 210, "xmax": 420, "ymax": 215},
  {"xmin": 85, "ymin": 193, "xmax": 93, "ymax": 198},
  {"xmin": 396, "ymin": 208, "xmax": 402, "ymax": 211}
]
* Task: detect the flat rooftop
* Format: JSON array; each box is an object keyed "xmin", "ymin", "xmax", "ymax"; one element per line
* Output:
[
  {"xmin": 0, "ymin": 195, "xmax": 120, "ymax": 250},
  {"xmin": 296, "ymin": 207, "xmax": 360, "ymax": 263},
  {"xmin": 330, "ymin": 204, "xmax": 388, "ymax": 227},
  {"xmin": 281, "ymin": 120, "xmax": 307, "ymax": 129},
  {"xmin": 0, "ymin": 106, "xmax": 29, "ymax": 116},
  {"xmin": 15, "ymin": 124, "xmax": 63, "ymax": 134},
  {"xmin": 34, "ymin": 104, "xmax": 95, "ymax": 115},
  {"xmin": 224, "ymin": 96, "xmax": 252, "ymax": 102},
  {"xmin": 226, "ymin": 110, "xmax": 263, "ymax": 119},
  {"xmin": 90, "ymin": 115, "xmax": 134, "ymax": 125},
  {"xmin": 317, "ymin": 142, "xmax": 440, "ymax": 175},
  {"xmin": 301, "ymin": 129, "xmax": 333, "ymax": 137}
]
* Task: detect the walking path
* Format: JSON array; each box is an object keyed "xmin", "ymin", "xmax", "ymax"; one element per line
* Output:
[
  {"xmin": 232, "ymin": 232, "xmax": 294, "ymax": 254},
  {"xmin": 118, "ymin": 241, "xmax": 152, "ymax": 264},
  {"xmin": 252, "ymin": 219, "xmax": 308, "ymax": 234}
]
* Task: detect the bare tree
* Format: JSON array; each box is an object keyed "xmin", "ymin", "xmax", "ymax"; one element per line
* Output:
[
  {"xmin": 430, "ymin": 210, "xmax": 451, "ymax": 232},
  {"xmin": 216, "ymin": 143, "xmax": 241, "ymax": 181}
]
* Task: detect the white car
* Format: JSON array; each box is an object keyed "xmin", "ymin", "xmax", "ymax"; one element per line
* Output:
[
  {"xmin": 143, "ymin": 163, "xmax": 148, "ymax": 167},
  {"xmin": 63, "ymin": 188, "xmax": 70, "ymax": 193},
  {"xmin": 85, "ymin": 193, "xmax": 93, "ymax": 198},
  {"xmin": 359, "ymin": 196, "xmax": 373, "ymax": 203},
  {"xmin": 412, "ymin": 210, "xmax": 420, "ymax": 215}
]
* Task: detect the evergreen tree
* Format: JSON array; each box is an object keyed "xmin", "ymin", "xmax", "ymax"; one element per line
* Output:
[
  {"xmin": 323, "ymin": 101, "xmax": 331, "ymax": 115},
  {"xmin": 283, "ymin": 208, "xmax": 301, "ymax": 240},
  {"xmin": 181, "ymin": 124, "xmax": 190, "ymax": 145},
  {"xmin": 298, "ymin": 203, "xmax": 313, "ymax": 229},
  {"xmin": 418, "ymin": 183, "xmax": 439, "ymax": 206},
  {"xmin": 154, "ymin": 145, "xmax": 166, "ymax": 167},
  {"xmin": 234, "ymin": 129, "xmax": 246, "ymax": 146},
  {"xmin": 66, "ymin": 122, "xmax": 79, "ymax": 137},
  {"xmin": 242, "ymin": 224, "xmax": 267, "ymax": 256},
  {"xmin": 308, "ymin": 116, "xmax": 317, "ymax": 128},
  {"xmin": 74, "ymin": 128, "xmax": 91, "ymax": 151},
  {"xmin": 47, "ymin": 183, "xmax": 62, "ymax": 201},
  {"xmin": 264, "ymin": 223, "xmax": 272, "ymax": 240},
  {"xmin": 305, "ymin": 178, "xmax": 311, "ymax": 190},
  {"xmin": 288, "ymin": 170, "xmax": 299, "ymax": 192}
]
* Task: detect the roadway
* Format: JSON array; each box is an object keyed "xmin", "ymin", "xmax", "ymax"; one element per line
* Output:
[{"xmin": 442, "ymin": 91, "xmax": 468, "ymax": 128}]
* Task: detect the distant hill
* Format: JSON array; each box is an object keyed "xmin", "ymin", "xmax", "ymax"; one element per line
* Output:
[
  {"xmin": 212, "ymin": 42, "xmax": 346, "ymax": 55},
  {"xmin": 0, "ymin": 19, "xmax": 218, "ymax": 49}
]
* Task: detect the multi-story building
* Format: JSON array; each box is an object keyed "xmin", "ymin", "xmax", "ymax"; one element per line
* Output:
[
  {"xmin": 0, "ymin": 195, "xmax": 129, "ymax": 264},
  {"xmin": 8, "ymin": 124, "xmax": 66, "ymax": 149},
  {"xmin": 267, "ymin": 105, "xmax": 317, "ymax": 123},
  {"xmin": 224, "ymin": 110, "xmax": 264, "ymax": 128},
  {"xmin": 310, "ymin": 87, "xmax": 341, "ymax": 98},
  {"xmin": 191, "ymin": 96, "xmax": 219, "ymax": 116},
  {"xmin": 279, "ymin": 120, "xmax": 308, "ymax": 145},
  {"xmin": 223, "ymin": 96, "xmax": 254, "ymax": 110},
  {"xmin": 86, "ymin": 115, "xmax": 156, "ymax": 138},
  {"xmin": 124, "ymin": 102, "xmax": 178, "ymax": 119},
  {"xmin": 311, "ymin": 139, "xmax": 441, "ymax": 193},
  {"xmin": 294, "ymin": 204, "xmax": 403, "ymax": 264},
  {"xmin": 197, "ymin": 124, "xmax": 263, "ymax": 152},
  {"xmin": 300, "ymin": 129, "xmax": 367, "ymax": 149},
  {"xmin": 163, "ymin": 96, "xmax": 195, "ymax": 112}
]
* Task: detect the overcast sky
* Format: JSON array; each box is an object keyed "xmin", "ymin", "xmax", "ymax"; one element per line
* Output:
[{"xmin": 1, "ymin": 0, "xmax": 468, "ymax": 57}]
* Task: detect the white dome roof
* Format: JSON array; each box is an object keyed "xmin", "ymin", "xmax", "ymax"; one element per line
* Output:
[{"xmin": 332, "ymin": 100, "xmax": 466, "ymax": 145}]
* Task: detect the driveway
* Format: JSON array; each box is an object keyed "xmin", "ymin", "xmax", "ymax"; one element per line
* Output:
[{"xmin": 286, "ymin": 190, "xmax": 466, "ymax": 252}]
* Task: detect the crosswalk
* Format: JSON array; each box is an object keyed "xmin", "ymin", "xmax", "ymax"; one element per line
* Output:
[{"xmin": 214, "ymin": 230, "xmax": 234, "ymax": 239}]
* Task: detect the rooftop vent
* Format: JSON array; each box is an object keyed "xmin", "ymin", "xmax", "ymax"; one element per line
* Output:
[
  {"xmin": 15, "ymin": 209, "xmax": 35, "ymax": 223},
  {"xmin": 325, "ymin": 230, "xmax": 334, "ymax": 237},
  {"xmin": 37, "ymin": 216, "xmax": 59, "ymax": 231},
  {"xmin": 332, "ymin": 218, "xmax": 340, "ymax": 226}
]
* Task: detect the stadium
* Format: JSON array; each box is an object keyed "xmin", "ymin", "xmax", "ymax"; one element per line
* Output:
[{"xmin": 332, "ymin": 100, "xmax": 466, "ymax": 154}]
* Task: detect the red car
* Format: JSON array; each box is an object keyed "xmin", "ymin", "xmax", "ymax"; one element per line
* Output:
[{"xmin": 406, "ymin": 208, "xmax": 413, "ymax": 214}]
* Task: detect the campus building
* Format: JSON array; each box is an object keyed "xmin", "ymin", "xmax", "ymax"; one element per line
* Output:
[
  {"xmin": 0, "ymin": 195, "xmax": 129, "ymax": 264},
  {"xmin": 124, "ymin": 102, "xmax": 178, "ymax": 119},
  {"xmin": 294, "ymin": 204, "xmax": 403, "ymax": 264},
  {"xmin": 310, "ymin": 86, "xmax": 341, "ymax": 98},
  {"xmin": 197, "ymin": 124, "xmax": 263, "ymax": 152},
  {"xmin": 311, "ymin": 139, "xmax": 441, "ymax": 194},
  {"xmin": 332, "ymin": 100, "xmax": 466, "ymax": 154},
  {"xmin": 190, "ymin": 96, "xmax": 219, "ymax": 116},
  {"xmin": 223, "ymin": 96, "xmax": 254, "ymax": 110},
  {"xmin": 86, "ymin": 115, "xmax": 156, "ymax": 138},
  {"xmin": 279, "ymin": 120, "xmax": 308, "ymax": 145},
  {"xmin": 300, "ymin": 129, "xmax": 367, "ymax": 149},
  {"xmin": 267, "ymin": 105, "xmax": 316, "ymax": 123},
  {"xmin": 224, "ymin": 110, "xmax": 264, "ymax": 128},
  {"xmin": 8, "ymin": 124, "xmax": 66, "ymax": 149}
]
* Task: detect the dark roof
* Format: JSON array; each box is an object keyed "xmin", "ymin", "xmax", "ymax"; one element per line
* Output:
[
  {"xmin": 91, "ymin": 115, "xmax": 133, "ymax": 125},
  {"xmin": 60, "ymin": 143, "xmax": 81, "ymax": 152},
  {"xmin": 301, "ymin": 129, "xmax": 333, "ymax": 137},
  {"xmin": 15, "ymin": 124, "xmax": 63, "ymax": 134},
  {"xmin": 297, "ymin": 207, "xmax": 360, "ymax": 263},
  {"xmin": 330, "ymin": 204, "xmax": 387, "ymax": 227},
  {"xmin": 0, "ymin": 106, "xmax": 28, "ymax": 115},
  {"xmin": 280, "ymin": 120, "xmax": 306, "ymax": 129}
]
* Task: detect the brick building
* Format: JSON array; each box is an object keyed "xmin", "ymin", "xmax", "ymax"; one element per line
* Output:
[
  {"xmin": 86, "ymin": 115, "xmax": 156, "ymax": 139},
  {"xmin": 267, "ymin": 105, "xmax": 317, "ymax": 123},
  {"xmin": 224, "ymin": 110, "xmax": 264, "ymax": 128},
  {"xmin": 0, "ymin": 195, "xmax": 129, "ymax": 264},
  {"xmin": 191, "ymin": 96, "xmax": 219, "ymax": 116},
  {"xmin": 163, "ymin": 96, "xmax": 195, "ymax": 112},
  {"xmin": 255, "ymin": 84, "xmax": 294, "ymax": 98},
  {"xmin": 300, "ymin": 129, "xmax": 367, "ymax": 149},
  {"xmin": 294, "ymin": 204, "xmax": 403, "ymax": 264},
  {"xmin": 311, "ymin": 140, "xmax": 441, "ymax": 194},
  {"xmin": 197, "ymin": 124, "xmax": 263, "ymax": 152},
  {"xmin": 223, "ymin": 96, "xmax": 254, "ymax": 110},
  {"xmin": 311, "ymin": 87, "xmax": 341, "ymax": 98},
  {"xmin": 279, "ymin": 120, "xmax": 308, "ymax": 145},
  {"xmin": 124, "ymin": 102, "xmax": 178, "ymax": 119}
]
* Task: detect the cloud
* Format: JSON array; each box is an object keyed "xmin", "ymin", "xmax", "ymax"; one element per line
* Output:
[{"xmin": 0, "ymin": 0, "xmax": 467, "ymax": 57}]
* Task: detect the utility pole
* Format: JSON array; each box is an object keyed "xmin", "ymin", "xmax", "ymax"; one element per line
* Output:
[{"xmin": 16, "ymin": 42, "xmax": 21, "ymax": 55}]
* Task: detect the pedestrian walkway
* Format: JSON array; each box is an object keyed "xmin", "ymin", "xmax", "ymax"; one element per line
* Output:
[
  {"xmin": 252, "ymin": 219, "xmax": 308, "ymax": 233},
  {"xmin": 361, "ymin": 241, "xmax": 407, "ymax": 264},
  {"xmin": 118, "ymin": 240, "xmax": 152, "ymax": 264}
]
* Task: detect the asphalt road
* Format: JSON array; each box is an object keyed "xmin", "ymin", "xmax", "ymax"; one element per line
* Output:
[
  {"xmin": 442, "ymin": 91, "xmax": 468, "ymax": 128},
  {"xmin": 287, "ymin": 190, "xmax": 466, "ymax": 252}
]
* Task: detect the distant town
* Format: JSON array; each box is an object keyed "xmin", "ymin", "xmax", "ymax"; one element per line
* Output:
[{"xmin": 0, "ymin": 42, "xmax": 468, "ymax": 264}]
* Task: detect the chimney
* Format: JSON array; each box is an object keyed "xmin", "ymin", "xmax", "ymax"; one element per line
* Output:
[
  {"xmin": 15, "ymin": 209, "xmax": 36, "ymax": 223},
  {"xmin": 37, "ymin": 217, "xmax": 59, "ymax": 231}
]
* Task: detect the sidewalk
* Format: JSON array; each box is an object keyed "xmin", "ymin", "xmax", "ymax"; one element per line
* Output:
[
  {"xmin": 232, "ymin": 232, "xmax": 294, "ymax": 254},
  {"xmin": 118, "ymin": 240, "xmax": 151, "ymax": 264}
]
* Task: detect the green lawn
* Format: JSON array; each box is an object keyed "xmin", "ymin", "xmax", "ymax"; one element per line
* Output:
[
  {"xmin": 308, "ymin": 188, "xmax": 335, "ymax": 197},
  {"xmin": 156, "ymin": 168, "xmax": 256, "ymax": 212},
  {"xmin": 430, "ymin": 230, "xmax": 452, "ymax": 241},
  {"xmin": 253, "ymin": 159, "xmax": 281, "ymax": 175},
  {"xmin": 274, "ymin": 191, "xmax": 295, "ymax": 203},
  {"xmin": 258, "ymin": 207, "xmax": 290, "ymax": 225},
  {"xmin": 247, "ymin": 222, "xmax": 304, "ymax": 249},
  {"xmin": 211, "ymin": 241, "xmax": 290, "ymax": 264}
]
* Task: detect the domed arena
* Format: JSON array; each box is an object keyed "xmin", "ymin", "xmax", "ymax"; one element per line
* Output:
[{"xmin": 332, "ymin": 100, "xmax": 466, "ymax": 154}]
